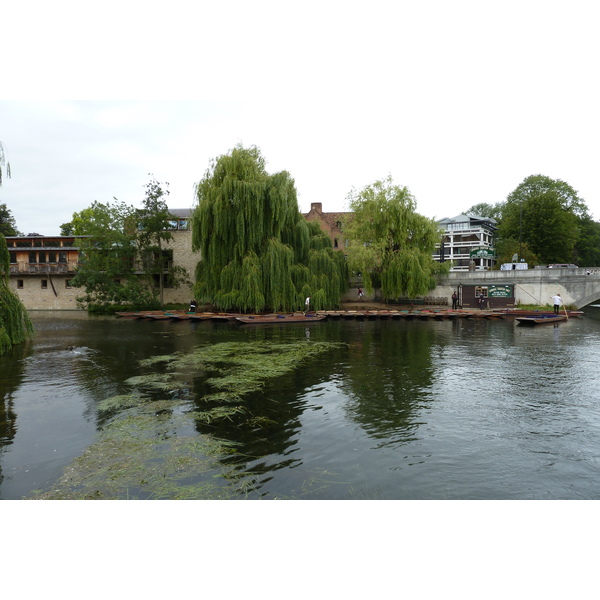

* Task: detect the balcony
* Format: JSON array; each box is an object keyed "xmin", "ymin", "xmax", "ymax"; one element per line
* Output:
[{"xmin": 10, "ymin": 264, "xmax": 75, "ymax": 274}]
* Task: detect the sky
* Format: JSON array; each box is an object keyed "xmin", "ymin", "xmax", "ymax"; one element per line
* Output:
[{"xmin": 2, "ymin": 1, "xmax": 599, "ymax": 236}]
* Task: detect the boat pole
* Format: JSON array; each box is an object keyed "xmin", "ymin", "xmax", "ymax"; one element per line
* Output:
[{"xmin": 515, "ymin": 283, "xmax": 542, "ymax": 305}]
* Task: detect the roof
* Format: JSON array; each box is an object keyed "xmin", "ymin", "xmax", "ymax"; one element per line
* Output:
[
  {"xmin": 168, "ymin": 208, "xmax": 193, "ymax": 218},
  {"xmin": 437, "ymin": 214, "xmax": 498, "ymax": 227}
]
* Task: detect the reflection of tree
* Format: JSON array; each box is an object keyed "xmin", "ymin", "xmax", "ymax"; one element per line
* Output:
[
  {"xmin": 0, "ymin": 343, "xmax": 32, "ymax": 486},
  {"xmin": 341, "ymin": 322, "xmax": 439, "ymax": 446}
]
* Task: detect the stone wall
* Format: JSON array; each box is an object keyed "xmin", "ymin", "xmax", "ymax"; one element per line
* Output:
[
  {"xmin": 161, "ymin": 230, "xmax": 199, "ymax": 305},
  {"xmin": 9, "ymin": 275, "xmax": 80, "ymax": 310}
]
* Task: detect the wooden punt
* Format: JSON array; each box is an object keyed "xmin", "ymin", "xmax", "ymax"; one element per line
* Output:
[
  {"xmin": 236, "ymin": 314, "xmax": 327, "ymax": 324},
  {"xmin": 516, "ymin": 315, "xmax": 568, "ymax": 325}
]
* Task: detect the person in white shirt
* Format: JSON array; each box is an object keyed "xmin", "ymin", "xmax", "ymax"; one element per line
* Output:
[{"xmin": 551, "ymin": 293, "xmax": 563, "ymax": 315}]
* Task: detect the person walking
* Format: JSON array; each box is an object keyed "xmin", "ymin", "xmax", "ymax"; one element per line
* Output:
[
  {"xmin": 451, "ymin": 291, "xmax": 458, "ymax": 310},
  {"xmin": 551, "ymin": 293, "xmax": 563, "ymax": 315},
  {"xmin": 357, "ymin": 288, "xmax": 364, "ymax": 301}
]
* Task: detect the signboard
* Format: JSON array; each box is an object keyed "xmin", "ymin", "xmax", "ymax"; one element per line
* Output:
[
  {"xmin": 487, "ymin": 285, "xmax": 513, "ymax": 298},
  {"xmin": 470, "ymin": 247, "xmax": 495, "ymax": 259}
]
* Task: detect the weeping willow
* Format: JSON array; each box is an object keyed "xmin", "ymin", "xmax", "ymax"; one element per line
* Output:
[
  {"xmin": 345, "ymin": 175, "xmax": 449, "ymax": 300},
  {"xmin": 192, "ymin": 145, "xmax": 347, "ymax": 312},
  {"xmin": 0, "ymin": 233, "xmax": 33, "ymax": 354}
]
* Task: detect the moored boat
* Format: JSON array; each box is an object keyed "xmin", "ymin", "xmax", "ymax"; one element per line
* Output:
[
  {"xmin": 516, "ymin": 314, "xmax": 568, "ymax": 325},
  {"xmin": 236, "ymin": 314, "xmax": 327, "ymax": 324}
]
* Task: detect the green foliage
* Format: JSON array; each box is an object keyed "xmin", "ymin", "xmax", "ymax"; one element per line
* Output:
[
  {"xmin": 344, "ymin": 175, "xmax": 441, "ymax": 300},
  {"xmin": 500, "ymin": 174, "xmax": 586, "ymax": 264},
  {"xmin": 69, "ymin": 199, "xmax": 158, "ymax": 312},
  {"xmin": 0, "ymin": 203, "xmax": 19, "ymax": 236},
  {"xmin": 69, "ymin": 180, "xmax": 190, "ymax": 312},
  {"xmin": 0, "ymin": 233, "xmax": 33, "ymax": 354},
  {"xmin": 465, "ymin": 202, "xmax": 504, "ymax": 222},
  {"xmin": 192, "ymin": 145, "xmax": 346, "ymax": 312},
  {"xmin": 494, "ymin": 237, "xmax": 540, "ymax": 267},
  {"xmin": 574, "ymin": 215, "xmax": 600, "ymax": 267}
]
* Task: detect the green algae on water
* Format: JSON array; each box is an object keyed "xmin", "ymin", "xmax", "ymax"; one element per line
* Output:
[{"xmin": 32, "ymin": 340, "xmax": 345, "ymax": 499}]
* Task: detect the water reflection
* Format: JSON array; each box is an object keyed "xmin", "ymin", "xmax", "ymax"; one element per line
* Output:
[
  {"xmin": 3, "ymin": 311, "xmax": 600, "ymax": 499},
  {"xmin": 0, "ymin": 343, "xmax": 32, "ymax": 486},
  {"xmin": 341, "ymin": 323, "xmax": 438, "ymax": 448}
]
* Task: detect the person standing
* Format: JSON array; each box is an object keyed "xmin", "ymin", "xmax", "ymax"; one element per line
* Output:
[
  {"xmin": 357, "ymin": 288, "xmax": 364, "ymax": 301},
  {"xmin": 304, "ymin": 296, "xmax": 311, "ymax": 315},
  {"xmin": 551, "ymin": 293, "xmax": 563, "ymax": 315},
  {"xmin": 451, "ymin": 291, "xmax": 458, "ymax": 310}
]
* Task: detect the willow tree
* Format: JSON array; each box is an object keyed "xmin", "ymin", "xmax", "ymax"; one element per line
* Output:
[
  {"xmin": 0, "ymin": 233, "xmax": 33, "ymax": 354},
  {"xmin": 344, "ymin": 176, "xmax": 447, "ymax": 300},
  {"xmin": 192, "ymin": 145, "xmax": 346, "ymax": 313}
]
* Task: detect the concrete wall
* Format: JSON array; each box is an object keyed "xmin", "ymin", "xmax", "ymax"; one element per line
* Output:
[
  {"xmin": 433, "ymin": 269, "xmax": 600, "ymax": 308},
  {"xmin": 344, "ymin": 269, "xmax": 600, "ymax": 308}
]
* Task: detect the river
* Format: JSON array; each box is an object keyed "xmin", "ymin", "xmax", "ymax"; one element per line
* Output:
[{"xmin": 2, "ymin": 308, "xmax": 600, "ymax": 500}]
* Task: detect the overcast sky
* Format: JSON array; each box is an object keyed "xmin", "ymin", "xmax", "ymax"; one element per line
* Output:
[{"xmin": 2, "ymin": 1, "xmax": 599, "ymax": 236}]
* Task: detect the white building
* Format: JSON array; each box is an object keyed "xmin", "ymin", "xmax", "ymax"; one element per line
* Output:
[{"xmin": 433, "ymin": 214, "xmax": 498, "ymax": 272}]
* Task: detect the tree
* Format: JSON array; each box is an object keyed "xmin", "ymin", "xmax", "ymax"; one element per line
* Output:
[
  {"xmin": 192, "ymin": 145, "xmax": 346, "ymax": 313},
  {"xmin": 574, "ymin": 215, "xmax": 600, "ymax": 267},
  {"xmin": 136, "ymin": 177, "xmax": 189, "ymax": 307},
  {"xmin": 0, "ymin": 141, "xmax": 11, "ymax": 187},
  {"xmin": 494, "ymin": 237, "xmax": 539, "ymax": 267},
  {"xmin": 69, "ymin": 199, "xmax": 158, "ymax": 312},
  {"xmin": 465, "ymin": 202, "xmax": 504, "ymax": 222},
  {"xmin": 500, "ymin": 175, "xmax": 585, "ymax": 264},
  {"xmin": 0, "ymin": 233, "xmax": 33, "ymax": 354},
  {"xmin": 0, "ymin": 203, "xmax": 19, "ymax": 236},
  {"xmin": 344, "ymin": 175, "xmax": 448, "ymax": 300}
]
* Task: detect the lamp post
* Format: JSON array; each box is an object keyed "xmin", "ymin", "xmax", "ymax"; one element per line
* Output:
[{"xmin": 519, "ymin": 200, "xmax": 523, "ymax": 260}]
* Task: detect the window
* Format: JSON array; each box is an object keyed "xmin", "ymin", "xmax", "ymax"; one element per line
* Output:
[
  {"xmin": 334, "ymin": 238, "xmax": 338, "ymax": 248},
  {"xmin": 17, "ymin": 280, "xmax": 24, "ymax": 289},
  {"xmin": 178, "ymin": 219, "xmax": 189, "ymax": 230},
  {"xmin": 65, "ymin": 279, "xmax": 72, "ymax": 288},
  {"xmin": 49, "ymin": 252, "xmax": 57, "ymax": 263},
  {"xmin": 59, "ymin": 252, "xmax": 67, "ymax": 263},
  {"xmin": 38, "ymin": 252, "xmax": 47, "ymax": 264},
  {"xmin": 29, "ymin": 252, "xmax": 37, "ymax": 263},
  {"xmin": 336, "ymin": 221, "xmax": 342, "ymax": 228},
  {"xmin": 41, "ymin": 280, "xmax": 48, "ymax": 289}
]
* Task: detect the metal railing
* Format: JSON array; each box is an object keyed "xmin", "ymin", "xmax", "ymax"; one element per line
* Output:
[{"xmin": 10, "ymin": 264, "xmax": 74, "ymax": 274}]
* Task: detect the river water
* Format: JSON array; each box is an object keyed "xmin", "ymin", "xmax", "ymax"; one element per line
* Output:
[{"xmin": 2, "ymin": 308, "xmax": 600, "ymax": 500}]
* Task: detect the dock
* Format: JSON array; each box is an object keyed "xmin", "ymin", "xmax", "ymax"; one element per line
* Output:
[{"xmin": 116, "ymin": 308, "xmax": 579, "ymax": 323}]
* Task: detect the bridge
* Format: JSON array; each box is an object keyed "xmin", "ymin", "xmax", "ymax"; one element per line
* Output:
[{"xmin": 434, "ymin": 268, "xmax": 600, "ymax": 309}]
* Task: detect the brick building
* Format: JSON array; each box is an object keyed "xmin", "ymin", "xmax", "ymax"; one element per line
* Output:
[{"xmin": 304, "ymin": 202, "xmax": 352, "ymax": 253}]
